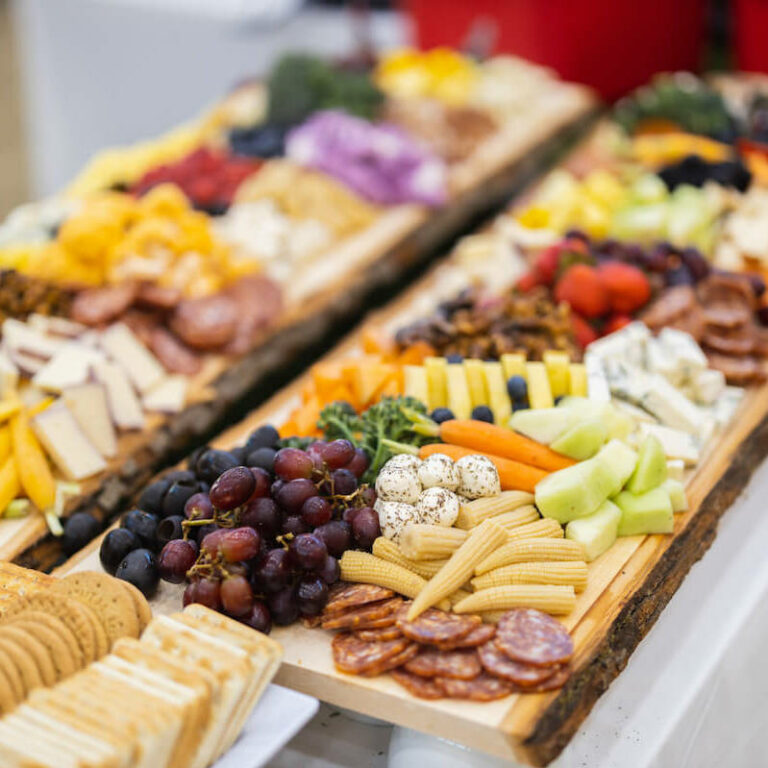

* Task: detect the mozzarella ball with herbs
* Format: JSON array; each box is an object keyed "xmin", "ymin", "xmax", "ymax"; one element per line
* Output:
[
  {"xmin": 417, "ymin": 453, "xmax": 459, "ymax": 491},
  {"xmin": 455, "ymin": 455, "xmax": 501, "ymax": 499},
  {"xmin": 375, "ymin": 499, "xmax": 420, "ymax": 543},
  {"xmin": 416, "ymin": 487, "xmax": 460, "ymax": 527},
  {"xmin": 384, "ymin": 453, "xmax": 422, "ymax": 472},
  {"xmin": 375, "ymin": 464, "xmax": 421, "ymax": 504}
]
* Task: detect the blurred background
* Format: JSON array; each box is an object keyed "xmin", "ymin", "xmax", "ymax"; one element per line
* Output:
[{"xmin": 2, "ymin": 0, "xmax": 765, "ymax": 216}]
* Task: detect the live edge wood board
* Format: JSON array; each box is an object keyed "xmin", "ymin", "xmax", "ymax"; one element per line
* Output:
[
  {"xmin": 1, "ymin": 86, "xmax": 596, "ymax": 567},
  {"xmin": 58, "ymin": 252, "xmax": 768, "ymax": 766}
]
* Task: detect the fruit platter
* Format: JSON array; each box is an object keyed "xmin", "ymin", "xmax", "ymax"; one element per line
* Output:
[
  {"xmin": 0, "ymin": 50, "xmax": 595, "ymax": 564},
  {"xmin": 55, "ymin": 91, "xmax": 768, "ymax": 766}
]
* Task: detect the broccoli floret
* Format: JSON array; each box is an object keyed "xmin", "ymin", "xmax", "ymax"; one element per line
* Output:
[{"xmin": 317, "ymin": 400, "xmax": 362, "ymax": 445}]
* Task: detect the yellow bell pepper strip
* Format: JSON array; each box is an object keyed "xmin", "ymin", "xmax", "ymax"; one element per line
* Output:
[
  {"xmin": 26, "ymin": 397, "xmax": 55, "ymax": 419},
  {"xmin": 0, "ymin": 456, "xmax": 21, "ymax": 517},
  {"xmin": 0, "ymin": 425, "xmax": 12, "ymax": 465}
]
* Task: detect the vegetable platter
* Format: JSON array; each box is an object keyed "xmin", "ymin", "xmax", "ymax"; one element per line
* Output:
[
  {"xmin": 56, "ymin": 218, "xmax": 768, "ymax": 765},
  {"xmin": 0, "ymin": 51, "xmax": 596, "ymax": 565}
]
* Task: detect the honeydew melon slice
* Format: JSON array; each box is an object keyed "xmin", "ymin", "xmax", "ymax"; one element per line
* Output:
[
  {"xmin": 550, "ymin": 418, "xmax": 607, "ymax": 460},
  {"xmin": 509, "ymin": 407, "xmax": 579, "ymax": 445},
  {"xmin": 594, "ymin": 439, "xmax": 638, "ymax": 497},
  {"xmin": 615, "ymin": 488, "xmax": 674, "ymax": 536},
  {"xmin": 663, "ymin": 478, "xmax": 688, "ymax": 513},
  {"xmin": 565, "ymin": 500, "xmax": 621, "ymax": 561},
  {"xmin": 626, "ymin": 435, "xmax": 667, "ymax": 494}
]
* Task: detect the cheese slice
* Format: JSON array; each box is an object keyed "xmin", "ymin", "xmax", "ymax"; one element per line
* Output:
[
  {"xmin": 93, "ymin": 360, "xmax": 145, "ymax": 430},
  {"xmin": 100, "ymin": 323, "xmax": 165, "ymax": 394},
  {"xmin": 142, "ymin": 376, "xmax": 187, "ymax": 414},
  {"xmin": 32, "ymin": 342, "xmax": 105, "ymax": 393},
  {"xmin": 63, "ymin": 383, "xmax": 117, "ymax": 458}
]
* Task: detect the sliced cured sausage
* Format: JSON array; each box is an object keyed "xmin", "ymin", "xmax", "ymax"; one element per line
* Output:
[
  {"xmin": 397, "ymin": 607, "xmax": 481, "ymax": 644},
  {"xmin": 321, "ymin": 598, "xmax": 403, "ymax": 631},
  {"xmin": 359, "ymin": 643, "xmax": 419, "ymax": 677},
  {"xmin": 149, "ymin": 327, "xmax": 202, "ymax": 375},
  {"xmin": 705, "ymin": 352, "xmax": 766, "ymax": 384},
  {"xmin": 355, "ymin": 626, "xmax": 403, "ymax": 642},
  {"xmin": 478, "ymin": 641, "xmax": 560, "ymax": 687},
  {"xmin": 434, "ymin": 623, "xmax": 496, "ymax": 651},
  {"xmin": 70, "ymin": 283, "xmax": 138, "ymax": 325},
  {"xmin": 170, "ymin": 294, "xmax": 238, "ymax": 350},
  {"xmin": 404, "ymin": 648, "xmax": 481, "ymax": 680},
  {"xmin": 436, "ymin": 672, "xmax": 513, "ymax": 701},
  {"xmin": 331, "ymin": 633, "xmax": 412, "ymax": 675},
  {"xmin": 324, "ymin": 583, "xmax": 395, "ymax": 615},
  {"xmin": 390, "ymin": 669, "xmax": 444, "ymax": 699},
  {"xmin": 495, "ymin": 609, "xmax": 573, "ymax": 668}
]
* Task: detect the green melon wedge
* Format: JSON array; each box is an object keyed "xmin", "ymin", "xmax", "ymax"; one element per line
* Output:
[
  {"xmin": 550, "ymin": 418, "xmax": 608, "ymax": 460},
  {"xmin": 565, "ymin": 500, "xmax": 621, "ymax": 561},
  {"xmin": 626, "ymin": 435, "xmax": 667, "ymax": 494},
  {"xmin": 615, "ymin": 488, "xmax": 674, "ymax": 536}
]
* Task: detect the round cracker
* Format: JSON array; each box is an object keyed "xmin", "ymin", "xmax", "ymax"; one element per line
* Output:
[
  {"xmin": 0, "ymin": 626, "xmax": 56, "ymax": 687},
  {"xmin": 51, "ymin": 572, "xmax": 140, "ymax": 644},
  {"xmin": 9, "ymin": 616, "xmax": 78, "ymax": 681},
  {"xmin": 77, "ymin": 602, "xmax": 109, "ymax": 658},
  {"xmin": 118, "ymin": 579, "xmax": 152, "ymax": 634},
  {"xmin": 0, "ymin": 645, "xmax": 24, "ymax": 703},
  {"xmin": 0, "ymin": 636, "xmax": 42, "ymax": 696},
  {"xmin": 0, "ymin": 659, "xmax": 18, "ymax": 714}
]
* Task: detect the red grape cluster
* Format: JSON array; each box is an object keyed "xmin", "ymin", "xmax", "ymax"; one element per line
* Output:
[{"xmin": 155, "ymin": 427, "xmax": 380, "ymax": 634}]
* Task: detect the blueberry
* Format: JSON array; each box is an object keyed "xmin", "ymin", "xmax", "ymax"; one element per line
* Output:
[
  {"xmin": 100, "ymin": 528, "xmax": 140, "ymax": 574},
  {"xmin": 471, "ymin": 405, "xmax": 494, "ymax": 423},
  {"xmin": 430, "ymin": 408, "xmax": 455, "ymax": 424},
  {"xmin": 61, "ymin": 512, "xmax": 101, "ymax": 556},
  {"xmin": 137, "ymin": 479, "xmax": 171, "ymax": 516},
  {"xmin": 121, "ymin": 509, "xmax": 160, "ymax": 550},
  {"xmin": 195, "ymin": 449, "xmax": 240, "ymax": 484},
  {"xmin": 554, "ymin": 395, "xmax": 565, "ymax": 406},
  {"xmin": 247, "ymin": 446, "xmax": 277, "ymax": 472},
  {"xmin": 445, "ymin": 354, "xmax": 464, "ymax": 364},
  {"xmin": 512, "ymin": 401, "xmax": 530, "ymax": 412},
  {"xmin": 115, "ymin": 548, "xmax": 160, "ymax": 598},
  {"xmin": 506, "ymin": 375, "xmax": 528, "ymax": 402},
  {"xmin": 245, "ymin": 425, "xmax": 280, "ymax": 453},
  {"xmin": 161, "ymin": 480, "xmax": 198, "ymax": 518},
  {"xmin": 156, "ymin": 515, "xmax": 185, "ymax": 546}
]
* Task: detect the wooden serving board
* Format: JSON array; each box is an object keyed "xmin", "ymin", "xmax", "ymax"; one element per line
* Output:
[
  {"xmin": 4, "ymin": 85, "xmax": 597, "ymax": 568},
  {"xmin": 57, "ymin": 249, "xmax": 768, "ymax": 765}
]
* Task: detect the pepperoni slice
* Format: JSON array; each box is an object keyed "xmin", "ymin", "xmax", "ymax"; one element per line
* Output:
[
  {"xmin": 514, "ymin": 663, "xmax": 572, "ymax": 693},
  {"xmin": 434, "ymin": 623, "xmax": 496, "ymax": 650},
  {"xmin": 495, "ymin": 609, "xmax": 573, "ymax": 668},
  {"xmin": 397, "ymin": 607, "xmax": 481, "ymax": 644},
  {"xmin": 321, "ymin": 598, "xmax": 403, "ymax": 630},
  {"xmin": 478, "ymin": 641, "xmax": 560, "ymax": 687},
  {"xmin": 404, "ymin": 648, "xmax": 481, "ymax": 680},
  {"xmin": 436, "ymin": 672, "xmax": 513, "ymax": 701},
  {"xmin": 355, "ymin": 626, "xmax": 403, "ymax": 642},
  {"xmin": 359, "ymin": 643, "xmax": 419, "ymax": 677},
  {"xmin": 391, "ymin": 669, "xmax": 444, "ymax": 700},
  {"xmin": 324, "ymin": 583, "xmax": 395, "ymax": 615},
  {"xmin": 332, "ymin": 633, "xmax": 411, "ymax": 675}
]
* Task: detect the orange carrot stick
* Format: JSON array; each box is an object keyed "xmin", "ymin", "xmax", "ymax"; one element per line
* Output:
[
  {"xmin": 437, "ymin": 420, "xmax": 575, "ymax": 472},
  {"xmin": 420, "ymin": 444, "xmax": 548, "ymax": 493}
]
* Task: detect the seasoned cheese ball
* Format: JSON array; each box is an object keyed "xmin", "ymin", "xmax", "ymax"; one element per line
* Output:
[
  {"xmin": 416, "ymin": 487, "xmax": 460, "ymax": 527},
  {"xmin": 384, "ymin": 453, "xmax": 422, "ymax": 472},
  {"xmin": 374, "ymin": 499, "xmax": 420, "ymax": 543},
  {"xmin": 455, "ymin": 455, "xmax": 501, "ymax": 499},
  {"xmin": 417, "ymin": 453, "xmax": 459, "ymax": 491},
  {"xmin": 375, "ymin": 464, "xmax": 421, "ymax": 504}
]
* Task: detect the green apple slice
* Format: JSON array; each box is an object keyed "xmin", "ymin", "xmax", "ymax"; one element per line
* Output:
[
  {"xmin": 626, "ymin": 435, "xmax": 667, "ymax": 494},
  {"xmin": 615, "ymin": 488, "xmax": 674, "ymax": 536},
  {"xmin": 550, "ymin": 418, "xmax": 607, "ymax": 460},
  {"xmin": 565, "ymin": 500, "xmax": 621, "ymax": 561}
]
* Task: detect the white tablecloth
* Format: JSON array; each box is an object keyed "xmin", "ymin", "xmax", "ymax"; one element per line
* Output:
[{"xmin": 270, "ymin": 458, "xmax": 768, "ymax": 767}]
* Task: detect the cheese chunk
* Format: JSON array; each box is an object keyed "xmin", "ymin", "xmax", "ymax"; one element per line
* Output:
[
  {"xmin": 63, "ymin": 383, "xmax": 117, "ymax": 458},
  {"xmin": 100, "ymin": 323, "xmax": 165, "ymax": 394}
]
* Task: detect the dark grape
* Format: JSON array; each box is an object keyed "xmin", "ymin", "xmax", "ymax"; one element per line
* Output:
[
  {"xmin": 195, "ymin": 449, "xmax": 239, "ymax": 484},
  {"xmin": 317, "ymin": 554, "xmax": 340, "ymax": 585},
  {"xmin": 247, "ymin": 468, "xmax": 271, "ymax": 500},
  {"xmin": 100, "ymin": 528, "xmax": 140, "ymax": 574},
  {"xmin": 747, "ymin": 272, "xmax": 766, "ymax": 299},
  {"xmin": 240, "ymin": 600, "xmax": 272, "ymax": 634},
  {"xmin": 301, "ymin": 496, "xmax": 332, "ymax": 527},
  {"xmin": 183, "ymin": 580, "xmax": 199, "ymax": 607},
  {"xmin": 247, "ymin": 447, "xmax": 276, "ymax": 472},
  {"xmin": 253, "ymin": 548, "xmax": 292, "ymax": 593},
  {"xmin": 271, "ymin": 479, "xmax": 285, "ymax": 498},
  {"xmin": 273, "ymin": 448, "xmax": 313, "ymax": 480},
  {"xmin": 289, "ymin": 533, "xmax": 327, "ymax": 570},
  {"xmin": 341, "ymin": 507, "xmax": 361, "ymax": 526},
  {"xmin": 446, "ymin": 353, "xmax": 463, "ymax": 363},
  {"xmin": 230, "ymin": 446, "xmax": 248, "ymax": 464},
  {"xmin": 680, "ymin": 247, "xmax": 711, "ymax": 281},
  {"xmin": 62, "ymin": 512, "xmax": 101, "ymax": 556},
  {"xmin": 161, "ymin": 480, "xmax": 198, "ymax": 518},
  {"xmin": 351, "ymin": 507, "xmax": 380, "ymax": 549},
  {"xmin": 268, "ymin": 587, "xmax": 299, "ymax": 625},
  {"xmin": 115, "ymin": 548, "xmax": 159, "ymax": 597},
  {"xmin": 666, "ymin": 265, "xmax": 694, "ymax": 286},
  {"xmin": 210, "ymin": 466, "xmax": 256, "ymax": 511},
  {"xmin": 200, "ymin": 527, "xmax": 227, "ymax": 554},
  {"xmin": 471, "ymin": 405, "xmax": 494, "ymax": 423},
  {"xmin": 331, "ymin": 469, "xmax": 357, "ymax": 496},
  {"xmin": 245, "ymin": 425, "xmax": 280, "ymax": 453},
  {"xmin": 221, "ymin": 575, "xmax": 254, "ymax": 617},
  {"xmin": 219, "ymin": 527, "xmax": 262, "ymax": 563},
  {"xmin": 184, "ymin": 492, "xmax": 213, "ymax": 521},
  {"xmin": 194, "ymin": 578, "xmax": 222, "ymax": 610},
  {"xmin": 321, "ymin": 439, "xmax": 356, "ymax": 469},
  {"xmin": 240, "ymin": 497, "xmax": 281, "ymax": 539},
  {"xmin": 276, "ymin": 478, "xmax": 318, "ymax": 514},
  {"xmin": 137, "ymin": 479, "xmax": 171, "ymax": 515},
  {"xmin": 187, "ymin": 444, "xmax": 209, "ymax": 473},
  {"xmin": 194, "ymin": 522, "xmax": 219, "ymax": 545},
  {"xmin": 282, "ymin": 515, "xmax": 309, "ymax": 536},
  {"xmin": 120, "ymin": 510, "xmax": 160, "ymax": 550},
  {"xmin": 358, "ymin": 487, "xmax": 376, "ymax": 507},
  {"xmin": 344, "ymin": 449, "xmax": 369, "ymax": 479},
  {"xmin": 297, "ymin": 575, "xmax": 329, "ymax": 616},
  {"xmin": 306, "ymin": 442, "xmax": 326, "ymax": 470},
  {"xmin": 158, "ymin": 539, "xmax": 197, "ymax": 583},
  {"xmin": 431, "ymin": 407, "xmax": 455, "ymax": 424},
  {"xmin": 164, "ymin": 469, "xmax": 196, "ymax": 484},
  {"xmin": 314, "ymin": 521, "xmax": 352, "ymax": 557},
  {"xmin": 156, "ymin": 515, "xmax": 184, "ymax": 545}
]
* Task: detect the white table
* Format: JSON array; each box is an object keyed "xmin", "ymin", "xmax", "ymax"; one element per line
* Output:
[{"xmin": 270, "ymin": 457, "xmax": 768, "ymax": 768}]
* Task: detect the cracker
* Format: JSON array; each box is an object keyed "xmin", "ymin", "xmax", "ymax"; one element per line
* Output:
[
  {"xmin": 0, "ymin": 636, "xmax": 42, "ymax": 697},
  {"xmin": 0, "ymin": 645, "xmax": 24, "ymax": 703},
  {"xmin": 118, "ymin": 579, "xmax": 152, "ymax": 633},
  {"xmin": 0, "ymin": 626, "xmax": 56, "ymax": 686},
  {"xmin": 0, "ymin": 657, "xmax": 19, "ymax": 715},
  {"xmin": 77, "ymin": 601, "xmax": 109, "ymax": 658},
  {"xmin": 10, "ymin": 614, "xmax": 79, "ymax": 680}
]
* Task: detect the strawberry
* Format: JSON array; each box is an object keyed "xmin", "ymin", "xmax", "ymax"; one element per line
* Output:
[
  {"xmin": 533, "ymin": 245, "xmax": 563, "ymax": 285},
  {"xmin": 603, "ymin": 313, "xmax": 633, "ymax": 335},
  {"xmin": 516, "ymin": 271, "xmax": 541, "ymax": 292},
  {"xmin": 597, "ymin": 261, "xmax": 651, "ymax": 314},
  {"xmin": 554, "ymin": 264, "xmax": 610, "ymax": 318},
  {"xmin": 571, "ymin": 313, "xmax": 598, "ymax": 348}
]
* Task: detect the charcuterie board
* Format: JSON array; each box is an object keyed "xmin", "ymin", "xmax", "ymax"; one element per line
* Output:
[
  {"xmin": 57, "ymin": 251, "xmax": 768, "ymax": 766},
  {"xmin": 1, "ymin": 83, "xmax": 596, "ymax": 567}
]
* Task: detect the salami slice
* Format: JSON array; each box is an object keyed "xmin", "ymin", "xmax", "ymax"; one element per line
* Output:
[
  {"xmin": 391, "ymin": 669, "xmax": 444, "ymax": 700},
  {"xmin": 324, "ymin": 583, "xmax": 395, "ymax": 615},
  {"xmin": 321, "ymin": 598, "xmax": 403, "ymax": 631},
  {"xmin": 332, "ymin": 633, "xmax": 411, "ymax": 675},
  {"xmin": 404, "ymin": 649, "xmax": 481, "ymax": 680},
  {"xmin": 397, "ymin": 607, "xmax": 481, "ymax": 644},
  {"xmin": 513, "ymin": 663, "xmax": 571, "ymax": 693},
  {"xmin": 495, "ymin": 609, "xmax": 573, "ymax": 668},
  {"xmin": 355, "ymin": 626, "xmax": 403, "ymax": 642},
  {"xmin": 434, "ymin": 623, "xmax": 496, "ymax": 650},
  {"xmin": 359, "ymin": 643, "xmax": 419, "ymax": 677},
  {"xmin": 478, "ymin": 641, "xmax": 560, "ymax": 687},
  {"xmin": 437, "ymin": 672, "xmax": 513, "ymax": 701}
]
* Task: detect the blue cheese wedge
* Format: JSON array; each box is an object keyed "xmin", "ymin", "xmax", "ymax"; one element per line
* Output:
[
  {"xmin": 584, "ymin": 352, "xmax": 611, "ymax": 402},
  {"xmin": 587, "ymin": 322, "xmax": 650, "ymax": 368},
  {"xmin": 638, "ymin": 423, "xmax": 700, "ymax": 466},
  {"xmin": 690, "ymin": 369, "xmax": 726, "ymax": 405},
  {"xmin": 658, "ymin": 327, "xmax": 708, "ymax": 379}
]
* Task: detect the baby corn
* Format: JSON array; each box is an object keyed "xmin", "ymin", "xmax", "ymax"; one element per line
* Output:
[
  {"xmin": 372, "ymin": 537, "xmax": 448, "ymax": 579},
  {"xmin": 453, "ymin": 585, "xmax": 576, "ymax": 616},
  {"xmin": 505, "ymin": 518, "xmax": 564, "ymax": 541},
  {"xmin": 475, "ymin": 538, "xmax": 585, "ymax": 575},
  {"xmin": 407, "ymin": 519, "xmax": 508, "ymax": 620},
  {"xmin": 454, "ymin": 491, "xmax": 535, "ymax": 529},
  {"xmin": 399, "ymin": 524, "xmax": 468, "ymax": 561},
  {"xmin": 488, "ymin": 505, "xmax": 540, "ymax": 532},
  {"xmin": 471, "ymin": 561, "xmax": 588, "ymax": 592}
]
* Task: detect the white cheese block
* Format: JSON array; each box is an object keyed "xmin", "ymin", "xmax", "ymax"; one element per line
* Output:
[
  {"xmin": 63, "ymin": 383, "xmax": 117, "ymax": 458},
  {"xmin": 587, "ymin": 321, "xmax": 650, "ymax": 368},
  {"xmin": 638, "ymin": 373, "xmax": 711, "ymax": 437},
  {"xmin": 100, "ymin": 323, "xmax": 165, "ymax": 394},
  {"xmin": 666, "ymin": 459, "xmax": 685, "ymax": 481},
  {"xmin": 93, "ymin": 360, "xmax": 145, "ymax": 430},
  {"xmin": 658, "ymin": 327, "xmax": 708, "ymax": 376},
  {"xmin": 143, "ymin": 375, "xmax": 188, "ymax": 414},
  {"xmin": 32, "ymin": 402, "xmax": 107, "ymax": 480},
  {"xmin": 2, "ymin": 318, "xmax": 65, "ymax": 359},
  {"xmin": 638, "ymin": 422, "xmax": 700, "ymax": 466},
  {"xmin": 645, "ymin": 336, "xmax": 680, "ymax": 385},
  {"xmin": 28, "ymin": 314, "xmax": 87, "ymax": 339},
  {"xmin": 611, "ymin": 398, "xmax": 658, "ymax": 425},
  {"xmin": 691, "ymin": 368, "xmax": 726, "ymax": 406},
  {"xmin": 584, "ymin": 352, "xmax": 611, "ymax": 402},
  {"xmin": 0, "ymin": 351, "xmax": 19, "ymax": 397},
  {"xmin": 32, "ymin": 342, "xmax": 105, "ymax": 393},
  {"xmin": 710, "ymin": 386, "xmax": 745, "ymax": 428}
]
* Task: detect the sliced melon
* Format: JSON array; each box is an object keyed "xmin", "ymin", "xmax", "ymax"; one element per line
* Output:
[
  {"xmin": 666, "ymin": 459, "xmax": 685, "ymax": 481},
  {"xmin": 550, "ymin": 418, "xmax": 607, "ymax": 460},
  {"xmin": 509, "ymin": 407, "xmax": 578, "ymax": 445},
  {"xmin": 594, "ymin": 439, "xmax": 638, "ymax": 497},
  {"xmin": 566, "ymin": 500, "xmax": 621, "ymax": 561},
  {"xmin": 626, "ymin": 435, "xmax": 667, "ymax": 494},
  {"xmin": 615, "ymin": 488, "xmax": 674, "ymax": 536},
  {"xmin": 663, "ymin": 478, "xmax": 688, "ymax": 513}
]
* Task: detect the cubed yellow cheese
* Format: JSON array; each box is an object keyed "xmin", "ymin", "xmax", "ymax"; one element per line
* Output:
[
  {"xmin": 526, "ymin": 362, "xmax": 554, "ymax": 409},
  {"xmin": 543, "ymin": 351, "xmax": 570, "ymax": 398}
]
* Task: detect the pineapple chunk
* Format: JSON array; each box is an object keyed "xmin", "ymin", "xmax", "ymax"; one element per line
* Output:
[
  {"xmin": 424, "ymin": 357, "xmax": 447, "ymax": 410},
  {"xmin": 483, "ymin": 362, "xmax": 511, "ymax": 426},
  {"xmin": 501, "ymin": 353, "xmax": 526, "ymax": 381},
  {"xmin": 569, "ymin": 363, "xmax": 588, "ymax": 396},
  {"xmin": 446, "ymin": 364, "xmax": 472, "ymax": 419},
  {"xmin": 462, "ymin": 359, "xmax": 488, "ymax": 408},
  {"xmin": 543, "ymin": 351, "xmax": 570, "ymax": 398},
  {"xmin": 403, "ymin": 365, "xmax": 428, "ymax": 405},
  {"xmin": 526, "ymin": 362, "xmax": 554, "ymax": 409}
]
